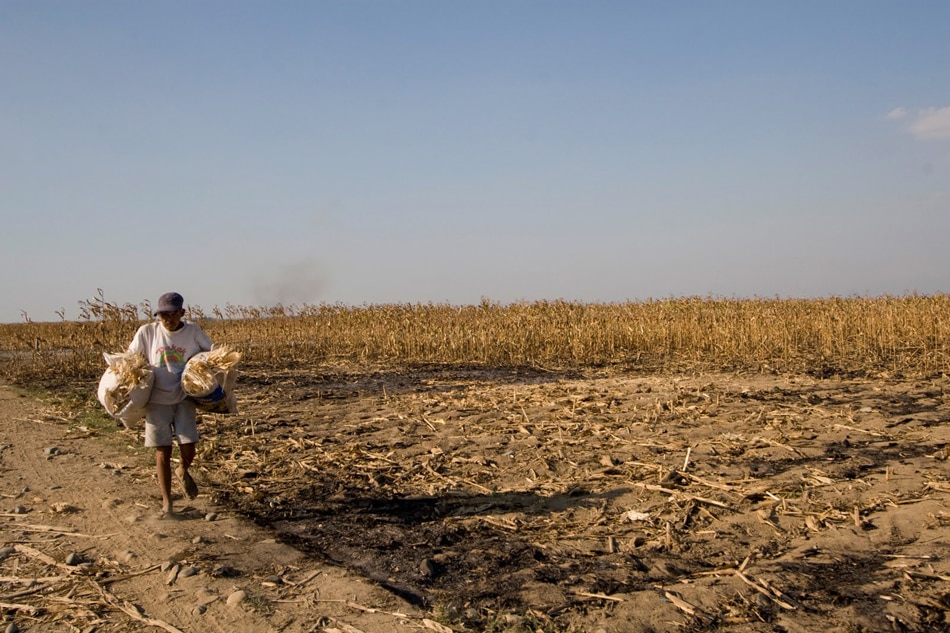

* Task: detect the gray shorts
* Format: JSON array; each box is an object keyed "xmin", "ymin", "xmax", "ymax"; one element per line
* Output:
[{"xmin": 144, "ymin": 400, "xmax": 199, "ymax": 447}]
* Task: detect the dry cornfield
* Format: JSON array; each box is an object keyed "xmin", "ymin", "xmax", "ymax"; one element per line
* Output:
[
  {"xmin": 2, "ymin": 293, "xmax": 950, "ymax": 632},
  {"xmin": 2, "ymin": 293, "xmax": 949, "ymax": 384}
]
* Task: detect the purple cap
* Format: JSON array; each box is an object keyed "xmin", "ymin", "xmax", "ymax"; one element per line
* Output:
[{"xmin": 154, "ymin": 292, "xmax": 184, "ymax": 315}]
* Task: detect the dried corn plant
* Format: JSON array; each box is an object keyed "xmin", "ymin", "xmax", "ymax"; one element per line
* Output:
[{"xmin": 2, "ymin": 294, "xmax": 950, "ymax": 389}]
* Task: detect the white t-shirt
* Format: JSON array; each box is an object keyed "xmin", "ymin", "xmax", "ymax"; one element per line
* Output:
[{"xmin": 128, "ymin": 320, "xmax": 212, "ymax": 405}]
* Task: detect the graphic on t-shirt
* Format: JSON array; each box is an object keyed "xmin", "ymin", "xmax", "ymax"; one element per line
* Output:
[{"xmin": 157, "ymin": 346, "xmax": 186, "ymax": 367}]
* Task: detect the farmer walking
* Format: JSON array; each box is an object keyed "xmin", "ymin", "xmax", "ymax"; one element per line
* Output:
[{"xmin": 128, "ymin": 292, "xmax": 212, "ymax": 518}]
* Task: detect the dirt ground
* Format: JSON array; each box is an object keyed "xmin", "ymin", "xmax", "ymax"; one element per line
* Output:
[
  {"xmin": 0, "ymin": 384, "xmax": 425, "ymax": 633},
  {"xmin": 3, "ymin": 365, "xmax": 950, "ymax": 632}
]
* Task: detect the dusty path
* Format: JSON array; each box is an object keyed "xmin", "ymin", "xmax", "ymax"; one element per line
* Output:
[{"xmin": 0, "ymin": 385, "xmax": 422, "ymax": 633}]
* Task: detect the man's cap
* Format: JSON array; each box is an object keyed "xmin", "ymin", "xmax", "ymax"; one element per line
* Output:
[{"xmin": 154, "ymin": 292, "xmax": 184, "ymax": 315}]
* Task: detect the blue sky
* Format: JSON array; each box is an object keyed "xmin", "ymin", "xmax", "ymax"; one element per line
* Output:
[{"xmin": 2, "ymin": 1, "xmax": 948, "ymax": 323}]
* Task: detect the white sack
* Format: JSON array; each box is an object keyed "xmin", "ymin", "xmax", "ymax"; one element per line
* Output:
[
  {"xmin": 182, "ymin": 346, "xmax": 241, "ymax": 414},
  {"xmin": 97, "ymin": 351, "xmax": 153, "ymax": 426}
]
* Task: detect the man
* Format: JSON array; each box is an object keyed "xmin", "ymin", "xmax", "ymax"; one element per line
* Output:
[{"xmin": 128, "ymin": 292, "xmax": 212, "ymax": 518}]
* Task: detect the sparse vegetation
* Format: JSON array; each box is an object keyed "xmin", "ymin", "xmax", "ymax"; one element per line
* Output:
[{"xmin": 2, "ymin": 292, "xmax": 948, "ymax": 388}]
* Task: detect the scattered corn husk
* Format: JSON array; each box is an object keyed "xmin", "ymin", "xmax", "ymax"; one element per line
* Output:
[
  {"xmin": 182, "ymin": 346, "xmax": 242, "ymax": 413},
  {"xmin": 96, "ymin": 351, "xmax": 153, "ymax": 425}
]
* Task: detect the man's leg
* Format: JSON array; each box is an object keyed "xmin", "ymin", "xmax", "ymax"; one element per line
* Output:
[
  {"xmin": 145, "ymin": 403, "xmax": 176, "ymax": 516},
  {"xmin": 155, "ymin": 445, "xmax": 174, "ymax": 515},
  {"xmin": 180, "ymin": 441, "xmax": 196, "ymax": 470},
  {"xmin": 177, "ymin": 442, "xmax": 198, "ymax": 499},
  {"xmin": 174, "ymin": 400, "xmax": 200, "ymax": 499}
]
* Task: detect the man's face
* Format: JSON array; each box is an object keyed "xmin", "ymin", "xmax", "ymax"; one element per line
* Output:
[{"xmin": 158, "ymin": 309, "xmax": 184, "ymax": 330}]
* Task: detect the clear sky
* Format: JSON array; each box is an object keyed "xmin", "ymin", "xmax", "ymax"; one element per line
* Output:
[{"xmin": 2, "ymin": 1, "xmax": 949, "ymax": 323}]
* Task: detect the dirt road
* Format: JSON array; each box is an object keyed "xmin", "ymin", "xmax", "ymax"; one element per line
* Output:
[{"xmin": 0, "ymin": 385, "xmax": 421, "ymax": 633}]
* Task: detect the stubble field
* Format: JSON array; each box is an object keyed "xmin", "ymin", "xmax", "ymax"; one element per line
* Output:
[{"xmin": 200, "ymin": 362, "xmax": 950, "ymax": 632}]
